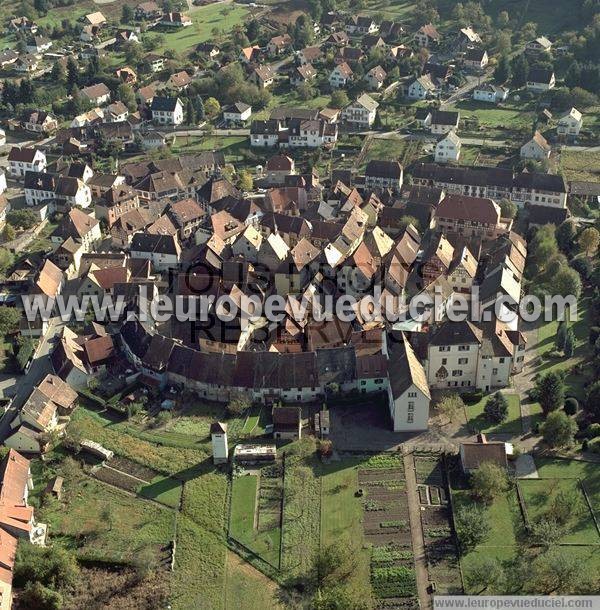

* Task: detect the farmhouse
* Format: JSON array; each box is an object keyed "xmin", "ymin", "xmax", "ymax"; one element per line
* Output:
[
  {"xmin": 520, "ymin": 131, "xmax": 551, "ymax": 160},
  {"xmin": 526, "ymin": 68, "xmax": 555, "ymax": 92},
  {"xmin": 557, "ymin": 107, "xmax": 583, "ymax": 137},
  {"xmin": 435, "ymin": 131, "xmax": 461, "ymax": 163}
]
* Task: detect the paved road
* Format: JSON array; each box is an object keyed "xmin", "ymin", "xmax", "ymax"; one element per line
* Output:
[{"xmin": 0, "ymin": 316, "xmax": 65, "ymax": 441}]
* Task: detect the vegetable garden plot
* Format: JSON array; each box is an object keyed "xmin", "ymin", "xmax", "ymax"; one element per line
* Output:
[{"xmin": 358, "ymin": 462, "xmax": 418, "ymax": 608}]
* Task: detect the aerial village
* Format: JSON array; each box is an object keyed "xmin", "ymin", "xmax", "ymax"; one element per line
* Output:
[{"xmin": 0, "ymin": 0, "xmax": 597, "ymax": 607}]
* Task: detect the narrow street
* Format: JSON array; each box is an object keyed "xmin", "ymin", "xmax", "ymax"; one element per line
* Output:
[
  {"xmin": 0, "ymin": 316, "xmax": 65, "ymax": 441},
  {"xmin": 403, "ymin": 453, "xmax": 432, "ymax": 610}
]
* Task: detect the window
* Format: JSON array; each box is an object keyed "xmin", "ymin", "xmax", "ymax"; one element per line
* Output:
[
  {"xmin": 407, "ymin": 413, "xmax": 414, "ymax": 423},
  {"xmin": 492, "ymin": 368, "xmax": 498, "ymax": 375},
  {"xmin": 439, "ymin": 346, "xmax": 450, "ymax": 352},
  {"xmin": 408, "ymin": 402, "xmax": 415, "ymax": 411},
  {"xmin": 408, "ymin": 392, "xmax": 417, "ymax": 398},
  {"xmin": 499, "ymin": 357, "xmax": 505, "ymax": 363},
  {"xmin": 458, "ymin": 345, "xmax": 469, "ymax": 351},
  {"xmin": 458, "ymin": 358, "xmax": 468, "ymax": 365},
  {"xmin": 452, "ymin": 370, "xmax": 463, "ymax": 377}
]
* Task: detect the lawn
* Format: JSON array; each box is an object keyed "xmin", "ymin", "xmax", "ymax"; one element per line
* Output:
[
  {"xmin": 138, "ymin": 475, "xmax": 183, "ymax": 508},
  {"xmin": 320, "ymin": 460, "xmax": 371, "ymax": 595},
  {"xmin": 281, "ymin": 439, "xmax": 321, "ymax": 576},
  {"xmin": 560, "ymin": 150, "xmax": 600, "ymax": 183},
  {"xmin": 465, "ymin": 393, "xmax": 522, "ymax": 435},
  {"xmin": 230, "ymin": 472, "xmax": 282, "ymax": 568},
  {"xmin": 447, "ymin": 99, "xmax": 535, "ymax": 136},
  {"xmin": 172, "ymin": 474, "xmax": 228, "ymax": 610},
  {"xmin": 534, "ymin": 458, "xmax": 600, "ymax": 514},
  {"xmin": 156, "ymin": 3, "xmax": 250, "ymax": 55},
  {"xmin": 361, "ymin": 137, "xmax": 422, "ymax": 170},
  {"xmin": 225, "ymin": 551, "xmax": 283, "ymax": 609},
  {"xmin": 172, "ymin": 135, "xmax": 251, "ymax": 164},
  {"xmin": 519, "ymin": 478, "xmax": 599, "ymax": 544},
  {"xmin": 36, "ymin": 458, "xmax": 174, "ymax": 564},
  {"xmin": 532, "ymin": 295, "xmax": 592, "ymax": 401}
]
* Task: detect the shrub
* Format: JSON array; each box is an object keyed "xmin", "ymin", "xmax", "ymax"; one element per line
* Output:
[
  {"xmin": 582, "ymin": 439, "xmax": 589, "ymax": 451},
  {"xmin": 462, "ymin": 391, "xmax": 483, "ymax": 405},
  {"xmin": 563, "ymin": 397, "xmax": 578, "ymax": 416},
  {"xmin": 484, "ymin": 392, "xmax": 509, "ymax": 423},
  {"xmin": 589, "ymin": 327, "xmax": 600, "ymax": 345},
  {"xmin": 586, "ymin": 423, "xmax": 600, "ymax": 439},
  {"xmin": 588, "ymin": 437, "xmax": 600, "ymax": 454}
]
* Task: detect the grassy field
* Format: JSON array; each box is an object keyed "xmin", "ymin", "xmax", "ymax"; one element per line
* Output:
[
  {"xmin": 455, "ymin": 454, "xmax": 600, "ymax": 592},
  {"xmin": 138, "ymin": 475, "xmax": 182, "ymax": 508},
  {"xmin": 519, "ymin": 478, "xmax": 599, "ymax": 544},
  {"xmin": 229, "ymin": 474, "xmax": 281, "ymax": 567},
  {"xmin": 156, "ymin": 3, "xmax": 250, "ymax": 55},
  {"xmin": 281, "ymin": 440, "xmax": 321, "ymax": 577},
  {"xmin": 36, "ymin": 457, "xmax": 174, "ymax": 564},
  {"xmin": 172, "ymin": 475, "xmax": 228, "ymax": 610},
  {"xmin": 534, "ymin": 458, "xmax": 600, "ymax": 513},
  {"xmin": 465, "ymin": 393, "xmax": 522, "ymax": 435},
  {"xmin": 361, "ymin": 136, "xmax": 422, "ymax": 170},
  {"xmin": 532, "ymin": 296, "xmax": 592, "ymax": 401},
  {"xmin": 448, "ymin": 99, "xmax": 535, "ymax": 135},
  {"xmin": 225, "ymin": 551, "xmax": 283, "ymax": 609},
  {"xmin": 320, "ymin": 460, "xmax": 372, "ymax": 595},
  {"xmin": 560, "ymin": 150, "xmax": 600, "ymax": 183}
]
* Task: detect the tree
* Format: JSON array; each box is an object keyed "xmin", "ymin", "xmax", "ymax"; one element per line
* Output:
[
  {"xmin": 466, "ymin": 556, "xmax": 505, "ymax": 594},
  {"xmin": 511, "ymin": 54, "xmax": 529, "ymax": 88},
  {"xmin": 555, "ymin": 219, "xmax": 577, "ymax": 253},
  {"xmin": 204, "ymin": 97, "xmax": 221, "ymax": 119},
  {"xmin": 497, "ymin": 10, "xmax": 510, "ymax": 26},
  {"xmin": 50, "ymin": 61, "xmax": 66, "ymax": 85},
  {"xmin": 555, "ymin": 321, "xmax": 568, "ymax": 351},
  {"xmin": 185, "ymin": 98, "xmax": 196, "ymax": 125},
  {"xmin": 484, "ymin": 392, "xmax": 509, "ymax": 423},
  {"xmin": 563, "ymin": 397, "xmax": 578, "ymax": 416},
  {"xmin": 7, "ymin": 209, "xmax": 37, "ymax": 230},
  {"xmin": 535, "ymin": 372, "xmax": 565, "ymax": 415},
  {"xmin": 499, "ymin": 198, "xmax": 516, "ymax": 219},
  {"xmin": 330, "ymin": 90, "xmax": 349, "ymax": 108},
  {"xmin": 564, "ymin": 330, "xmax": 575, "ymax": 358},
  {"xmin": 226, "ymin": 392, "xmax": 251, "ymax": 417},
  {"xmin": 470, "ymin": 462, "xmax": 508, "ymax": 504},
  {"xmin": 571, "ymin": 257, "xmax": 593, "ymax": 281},
  {"xmin": 246, "ymin": 19, "xmax": 260, "ymax": 42},
  {"xmin": 586, "ymin": 381, "xmax": 600, "ymax": 418},
  {"xmin": 2, "ymin": 225, "xmax": 15, "ymax": 242},
  {"xmin": 312, "ymin": 543, "xmax": 354, "ymax": 589},
  {"xmin": 525, "ymin": 549, "xmax": 591, "ymax": 594},
  {"xmin": 529, "ymin": 517, "xmax": 565, "ymax": 549},
  {"xmin": 66, "ymin": 56, "xmax": 79, "ymax": 88},
  {"xmin": 579, "ymin": 227, "xmax": 600, "ymax": 256},
  {"xmin": 121, "ymin": 3, "xmax": 134, "ymax": 23},
  {"xmin": 0, "ymin": 249, "xmax": 13, "ymax": 277},
  {"xmin": 455, "ymin": 503, "xmax": 489, "ymax": 553},
  {"xmin": 238, "ymin": 170, "xmax": 253, "ymax": 192},
  {"xmin": 494, "ymin": 54, "xmax": 511, "ymax": 84},
  {"xmin": 0, "ymin": 308, "xmax": 21, "ymax": 337},
  {"xmin": 548, "ymin": 488, "xmax": 583, "ymax": 526},
  {"xmin": 19, "ymin": 582, "xmax": 62, "ymax": 610},
  {"xmin": 117, "ymin": 83, "xmax": 137, "ymax": 112},
  {"xmin": 541, "ymin": 411, "xmax": 577, "ymax": 448},
  {"xmin": 436, "ymin": 393, "xmax": 464, "ymax": 424},
  {"xmin": 554, "ymin": 267, "xmax": 582, "ymax": 299}
]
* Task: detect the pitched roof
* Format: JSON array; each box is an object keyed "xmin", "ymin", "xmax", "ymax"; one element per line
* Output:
[
  {"xmin": 388, "ymin": 335, "xmax": 430, "ymax": 399},
  {"xmin": 435, "ymin": 193, "xmax": 500, "ymax": 225}
]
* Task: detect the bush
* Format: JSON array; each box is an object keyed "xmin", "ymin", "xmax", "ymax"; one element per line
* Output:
[
  {"xmin": 563, "ymin": 397, "xmax": 578, "ymax": 416},
  {"xmin": 585, "ymin": 423, "xmax": 600, "ymax": 439},
  {"xmin": 462, "ymin": 391, "xmax": 483, "ymax": 405},
  {"xmin": 582, "ymin": 439, "xmax": 589, "ymax": 451},
  {"xmin": 484, "ymin": 392, "xmax": 508, "ymax": 423},
  {"xmin": 589, "ymin": 437, "xmax": 600, "ymax": 454},
  {"xmin": 589, "ymin": 327, "xmax": 600, "ymax": 345}
]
